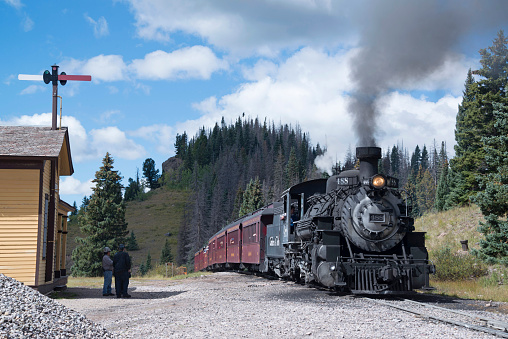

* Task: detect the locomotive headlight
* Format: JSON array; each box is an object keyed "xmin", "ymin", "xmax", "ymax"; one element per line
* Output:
[{"xmin": 371, "ymin": 175, "xmax": 386, "ymax": 189}]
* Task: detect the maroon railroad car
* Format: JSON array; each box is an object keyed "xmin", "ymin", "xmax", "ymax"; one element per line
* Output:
[
  {"xmin": 216, "ymin": 230, "xmax": 227, "ymax": 265},
  {"xmin": 207, "ymin": 236, "xmax": 217, "ymax": 268},
  {"xmin": 241, "ymin": 215, "xmax": 263, "ymax": 265},
  {"xmin": 226, "ymin": 223, "xmax": 242, "ymax": 266}
]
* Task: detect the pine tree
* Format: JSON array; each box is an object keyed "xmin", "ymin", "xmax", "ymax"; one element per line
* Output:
[
  {"xmin": 71, "ymin": 153, "xmax": 128, "ymax": 276},
  {"xmin": 420, "ymin": 145, "xmax": 429, "ymax": 170},
  {"xmin": 160, "ymin": 238, "xmax": 174, "ymax": 264},
  {"xmin": 239, "ymin": 178, "xmax": 264, "ymax": 216},
  {"xmin": 473, "ymin": 95, "xmax": 508, "ymax": 265},
  {"xmin": 71, "ymin": 201, "xmax": 78, "ymax": 216},
  {"xmin": 124, "ymin": 169, "xmax": 142, "ymax": 201},
  {"xmin": 142, "ymin": 158, "xmax": 160, "ymax": 190},
  {"xmin": 146, "ymin": 252, "xmax": 152, "ymax": 271},
  {"xmin": 451, "ymin": 31, "xmax": 508, "ymax": 205},
  {"xmin": 390, "ymin": 145, "xmax": 400, "ymax": 177},
  {"xmin": 126, "ymin": 230, "xmax": 140, "ymax": 251},
  {"xmin": 139, "ymin": 263, "xmax": 147, "ymax": 276}
]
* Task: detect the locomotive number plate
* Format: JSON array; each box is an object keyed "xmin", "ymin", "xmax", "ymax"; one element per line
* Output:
[{"xmin": 369, "ymin": 213, "xmax": 385, "ymax": 222}]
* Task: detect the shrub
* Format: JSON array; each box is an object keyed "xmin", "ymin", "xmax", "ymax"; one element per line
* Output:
[
  {"xmin": 431, "ymin": 247, "xmax": 488, "ymax": 281},
  {"xmin": 478, "ymin": 267, "xmax": 508, "ymax": 287}
]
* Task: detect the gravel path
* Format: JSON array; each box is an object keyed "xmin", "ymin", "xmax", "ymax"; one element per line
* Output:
[{"xmin": 55, "ymin": 272, "xmax": 508, "ymax": 338}]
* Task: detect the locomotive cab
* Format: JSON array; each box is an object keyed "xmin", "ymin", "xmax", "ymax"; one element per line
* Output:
[{"xmin": 279, "ymin": 179, "xmax": 328, "ymax": 245}]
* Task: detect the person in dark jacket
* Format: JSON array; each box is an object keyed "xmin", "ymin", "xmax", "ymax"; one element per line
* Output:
[{"xmin": 113, "ymin": 244, "xmax": 132, "ymax": 298}]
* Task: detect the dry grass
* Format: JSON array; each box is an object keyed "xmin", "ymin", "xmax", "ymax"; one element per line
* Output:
[
  {"xmin": 65, "ymin": 187, "xmax": 191, "ymax": 275},
  {"xmin": 67, "ymin": 277, "xmax": 103, "ymax": 288},
  {"xmin": 428, "ymin": 279, "xmax": 508, "ymax": 303},
  {"xmin": 124, "ymin": 188, "xmax": 190, "ymax": 272},
  {"xmin": 66, "ymin": 271, "xmax": 209, "ymax": 289},
  {"xmin": 415, "ymin": 205, "xmax": 508, "ymax": 303},
  {"xmin": 415, "ymin": 205, "xmax": 484, "ymax": 253}
]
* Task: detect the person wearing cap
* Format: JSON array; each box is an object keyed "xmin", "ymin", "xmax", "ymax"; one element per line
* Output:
[
  {"xmin": 113, "ymin": 244, "xmax": 132, "ymax": 298},
  {"xmin": 102, "ymin": 247, "xmax": 114, "ymax": 296}
]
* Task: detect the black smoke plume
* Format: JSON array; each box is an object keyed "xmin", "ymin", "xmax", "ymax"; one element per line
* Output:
[{"xmin": 348, "ymin": 0, "xmax": 508, "ymax": 147}]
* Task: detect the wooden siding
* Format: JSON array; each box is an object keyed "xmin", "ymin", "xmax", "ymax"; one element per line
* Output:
[{"xmin": 0, "ymin": 169, "xmax": 39, "ymax": 285}]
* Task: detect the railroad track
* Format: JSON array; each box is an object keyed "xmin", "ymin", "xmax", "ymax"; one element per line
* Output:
[{"xmin": 367, "ymin": 297, "xmax": 508, "ymax": 338}]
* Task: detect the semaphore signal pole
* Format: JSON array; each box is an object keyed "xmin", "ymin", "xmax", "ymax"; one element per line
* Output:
[{"xmin": 18, "ymin": 65, "xmax": 92, "ymax": 130}]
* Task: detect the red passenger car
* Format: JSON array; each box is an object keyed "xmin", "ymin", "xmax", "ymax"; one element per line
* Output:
[
  {"xmin": 216, "ymin": 231, "xmax": 227, "ymax": 264},
  {"xmin": 208, "ymin": 237, "xmax": 217, "ymax": 267},
  {"xmin": 226, "ymin": 223, "xmax": 242, "ymax": 266}
]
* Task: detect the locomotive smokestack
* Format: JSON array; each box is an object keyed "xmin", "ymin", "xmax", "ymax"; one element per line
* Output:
[{"xmin": 356, "ymin": 147, "xmax": 381, "ymax": 180}]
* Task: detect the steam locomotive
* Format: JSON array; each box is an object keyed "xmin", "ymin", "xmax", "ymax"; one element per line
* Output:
[{"xmin": 194, "ymin": 147, "xmax": 435, "ymax": 294}]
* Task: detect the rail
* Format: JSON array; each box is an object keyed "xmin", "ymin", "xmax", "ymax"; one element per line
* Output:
[{"xmin": 367, "ymin": 297, "xmax": 508, "ymax": 338}]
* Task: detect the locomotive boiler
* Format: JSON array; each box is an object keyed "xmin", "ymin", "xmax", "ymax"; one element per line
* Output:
[{"xmin": 195, "ymin": 147, "xmax": 435, "ymax": 294}]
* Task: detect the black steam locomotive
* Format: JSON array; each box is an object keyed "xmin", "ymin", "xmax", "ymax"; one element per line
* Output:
[{"xmin": 195, "ymin": 147, "xmax": 435, "ymax": 294}]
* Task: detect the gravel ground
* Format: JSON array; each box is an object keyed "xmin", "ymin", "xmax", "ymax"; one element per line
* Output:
[
  {"xmin": 55, "ymin": 272, "xmax": 508, "ymax": 338},
  {"xmin": 0, "ymin": 274, "xmax": 113, "ymax": 339}
]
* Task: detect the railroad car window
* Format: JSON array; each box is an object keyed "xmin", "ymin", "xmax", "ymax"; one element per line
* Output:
[{"xmin": 243, "ymin": 226, "xmax": 249, "ymax": 244}]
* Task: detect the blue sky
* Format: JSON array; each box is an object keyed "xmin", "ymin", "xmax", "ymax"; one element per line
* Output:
[{"xmin": 1, "ymin": 0, "xmax": 507, "ymax": 206}]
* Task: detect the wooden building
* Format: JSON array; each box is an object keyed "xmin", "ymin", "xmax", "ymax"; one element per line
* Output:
[{"xmin": 0, "ymin": 126, "xmax": 75, "ymax": 293}]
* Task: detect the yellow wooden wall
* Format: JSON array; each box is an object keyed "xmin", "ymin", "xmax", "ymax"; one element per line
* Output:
[{"xmin": 0, "ymin": 169, "xmax": 40, "ymax": 285}]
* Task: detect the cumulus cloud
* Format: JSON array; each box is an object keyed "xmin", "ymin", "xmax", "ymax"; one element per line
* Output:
[
  {"xmin": 129, "ymin": 124, "xmax": 174, "ymax": 154},
  {"xmin": 60, "ymin": 176, "xmax": 93, "ymax": 196},
  {"xmin": 60, "ymin": 46, "xmax": 226, "ymax": 83},
  {"xmin": 84, "ymin": 14, "xmax": 109, "ymax": 38},
  {"xmin": 376, "ymin": 92, "xmax": 460, "ymax": 154},
  {"xmin": 89, "ymin": 126, "xmax": 146, "ymax": 160},
  {"xmin": 60, "ymin": 55, "xmax": 128, "ymax": 82},
  {"xmin": 0, "ymin": 113, "xmax": 146, "ymax": 162},
  {"xmin": 126, "ymin": 0, "xmax": 356, "ymax": 57},
  {"xmin": 130, "ymin": 46, "xmax": 228, "ymax": 80}
]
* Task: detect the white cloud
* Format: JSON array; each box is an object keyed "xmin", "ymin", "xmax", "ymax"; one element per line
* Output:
[
  {"xmin": 83, "ymin": 55, "xmax": 128, "ymax": 82},
  {"xmin": 20, "ymin": 84, "xmax": 45, "ymax": 95},
  {"xmin": 0, "ymin": 113, "xmax": 146, "ymax": 162},
  {"xmin": 98, "ymin": 110, "xmax": 123, "ymax": 124},
  {"xmin": 90, "ymin": 126, "xmax": 146, "ymax": 160},
  {"xmin": 61, "ymin": 55, "xmax": 128, "ymax": 82},
  {"xmin": 129, "ymin": 124, "xmax": 174, "ymax": 155},
  {"xmin": 190, "ymin": 48, "xmax": 354, "ymax": 138},
  {"xmin": 60, "ymin": 176, "xmax": 93, "ymax": 196},
  {"xmin": 130, "ymin": 46, "xmax": 228, "ymax": 80},
  {"xmin": 3, "ymin": 0, "xmax": 23, "ymax": 10},
  {"xmin": 126, "ymin": 0, "xmax": 355, "ymax": 57},
  {"xmin": 60, "ymin": 46, "xmax": 226, "ymax": 83},
  {"xmin": 376, "ymin": 92, "xmax": 460, "ymax": 155},
  {"xmin": 84, "ymin": 14, "xmax": 109, "ymax": 38}
]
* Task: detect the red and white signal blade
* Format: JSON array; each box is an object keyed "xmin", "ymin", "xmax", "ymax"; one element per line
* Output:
[
  {"xmin": 58, "ymin": 74, "xmax": 91, "ymax": 81},
  {"xmin": 18, "ymin": 74, "xmax": 43, "ymax": 81}
]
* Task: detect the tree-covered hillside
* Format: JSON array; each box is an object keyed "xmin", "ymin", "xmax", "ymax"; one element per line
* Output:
[{"xmin": 164, "ymin": 117, "xmax": 325, "ymax": 264}]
